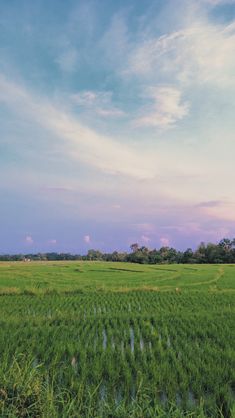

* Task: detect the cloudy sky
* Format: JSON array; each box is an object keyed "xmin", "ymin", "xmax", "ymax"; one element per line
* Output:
[{"xmin": 0, "ymin": 0, "xmax": 235, "ymax": 253}]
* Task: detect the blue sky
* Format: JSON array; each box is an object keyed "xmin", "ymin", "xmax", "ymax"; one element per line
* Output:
[{"xmin": 0, "ymin": 0, "xmax": 235, "ymax": 253}]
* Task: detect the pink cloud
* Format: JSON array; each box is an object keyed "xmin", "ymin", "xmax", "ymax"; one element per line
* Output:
[
  {"xmin": 160, "ymin": 237, "xmax": 170, "ymax": 247},
  {"xmin": 25, "ymin": 235, "xmax": 33, "ymax": 245},
  {"xmin": 84, "ymin": 235, "xmax": 91, "ymax": 244},
  {"xmin": 201, "ymin": 203, "xmax": 235, "ymax": 222},
  {"xmin": 48, "ymin": 239, "xmax": 57, "ymax": 245},
  {"xmin": 141, "ymin": 235, "xmax": 151, "ymax": 244}
]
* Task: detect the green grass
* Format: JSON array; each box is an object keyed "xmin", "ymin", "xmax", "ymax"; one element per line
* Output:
[
  {"xmin": 0, "ymin": 261, "xmax": 235, "ymax": 293},
  {"xmin": 0, "ymin": 262, "xmax": 234, "ymax": 417}
]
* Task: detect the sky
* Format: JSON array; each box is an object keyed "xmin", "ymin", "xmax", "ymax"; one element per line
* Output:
[{"xmin": 0, "ymin": 0, "xmax": 235, "ymax": 254}]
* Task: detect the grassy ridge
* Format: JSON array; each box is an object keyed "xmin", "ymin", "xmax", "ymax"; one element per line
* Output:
[{"xmin": 0, "ymin": 262, "xmax": 234, "ymax": 417}]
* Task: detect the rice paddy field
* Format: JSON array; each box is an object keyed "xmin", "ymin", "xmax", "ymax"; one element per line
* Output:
[{"xmin": 0, "ymin": 261, "xmax": 234, "ymax": 417}]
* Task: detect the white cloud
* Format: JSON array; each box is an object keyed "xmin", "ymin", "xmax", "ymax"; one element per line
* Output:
[
  {"xmin": 71, "ymin": 91, "xmax": 101, "ymax": 106},
  {"xmin": 134, "ymin": 86, "xmax": 189, "ymax": 128},
  {"xmin": 25, "ymin": 235, "xmax": 33, "ymax": 244},
  {"xmin": 96, "ymin": 107, "xmax": 125, "ymax": 117},
  {"xmin": 99, "ymin": 13, "xmax": 129, "ymax": 68},
  {"xmin": 204, "ymin": 0, "xmax": 235, "ymax": 5},
  {"xmin": 84, "ymin": 235, "xmax": 91, "ymax": 244},
  {"xmin": 127, "ymin": 19, "xmax": 235, "ymax": 88},
  {"xmin": 71, "ymin": 90, "xmax": 125, "ymax": 118},
  {"xmin": 0, "ymin": 74, "xmax": 155, "ymax": 180}
]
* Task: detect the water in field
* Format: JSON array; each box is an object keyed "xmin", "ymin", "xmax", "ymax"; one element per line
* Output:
[
  {"xmin": 130, "ymin": 326, "xmax": 134, "ymax": 353},
  {"xmin": 140, "ymin": 334, "xmax": 144, "ymax": 351},
  {"xmin": 160, "ymin": 391, "xmax": 168, "ymax": 406},
  {"xmin": 188, "ymin": 390, "xmax": 197, "ymax": 406},
  {"xmin": 102, "ymin": 328, "xmax": 107, "ymax": 350}
]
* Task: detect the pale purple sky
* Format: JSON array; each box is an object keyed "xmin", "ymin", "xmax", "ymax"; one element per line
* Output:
[{"xmin": 0, "ymin": 0, "xmax": 235, "ymax": 253}]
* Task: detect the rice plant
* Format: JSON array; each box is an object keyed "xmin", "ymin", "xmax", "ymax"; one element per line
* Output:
[{"xmin": 0, "ymin": 262, "xmax": 234, "ymax": 416}]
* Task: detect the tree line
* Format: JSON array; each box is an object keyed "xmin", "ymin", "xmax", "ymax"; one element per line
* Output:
[{"xmin": 1, "ymin": 238, "xmax": 235, "ymax": 264}]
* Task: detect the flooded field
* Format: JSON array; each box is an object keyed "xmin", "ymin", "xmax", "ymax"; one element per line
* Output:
[{"xmin": 0, "ymin": 262, "xmax": 234, "ymax": 417}]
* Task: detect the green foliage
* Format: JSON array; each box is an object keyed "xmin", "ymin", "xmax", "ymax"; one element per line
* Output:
[{"xmin": 1, "ymin": 237, "xmax": 235, "ymax": 264}]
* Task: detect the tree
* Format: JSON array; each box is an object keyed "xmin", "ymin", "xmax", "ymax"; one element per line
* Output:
[
  {"xmin": 130, "ymin": 243, "xmax": 139, "ymax": 253},
  {"xmin": 194, "ymin": 242, "xmax": 207, "ymax": 263},
  {"xmin": 182, "ymin": 248, "xmax": 195, "ymax": 264},
  {"xmin": 87, "ymin": 249, "xmax": 103, "ymax": 260}
]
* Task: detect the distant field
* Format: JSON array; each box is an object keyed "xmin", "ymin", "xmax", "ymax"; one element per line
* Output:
[
  {"xmin": 0, "ymin": 261, "xmax": 235, "ymax": 293},
  {"xmin": 0, "ymin": 262, "xmax": 234, "ymax": 417}
]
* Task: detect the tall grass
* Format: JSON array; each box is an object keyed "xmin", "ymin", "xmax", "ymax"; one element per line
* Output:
[{"xmin": 0, "ymin": 355, "xmax": 232, "ymax": 417}]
